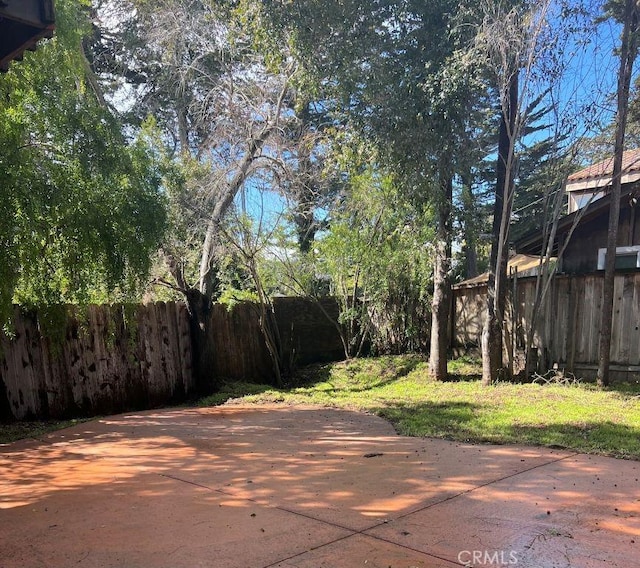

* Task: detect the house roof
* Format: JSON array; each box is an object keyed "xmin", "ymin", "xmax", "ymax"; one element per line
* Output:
[
  {"xmin": 454, "ymin": 254, "xmax": 551, "ymax": 288},
  {"xmin": 0, "ymin": 1, "xmax": 56, "ymax": 72},
  {"xmin": 566, "ymin": 148, "xmax": 640, "ymax": 192},
  {"xmin": 516, "ymin": 151, "xmax": 640, "ymax": 257},
  {"xmin": 515, "ymin": 184, "xmax": 640, "ymax": 256}
]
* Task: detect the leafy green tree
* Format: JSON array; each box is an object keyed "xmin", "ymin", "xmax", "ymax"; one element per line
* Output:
[
  {"xmin": 248, "ymin": 0, "xmax": 486, "ymax": 377},
  {"xmin": 88, "ymin": 0, "xmax": 324, "ymax": 389},
  {"xmin": 278, "ymin": 94, "xmax": 341, "ymax": 255},
  {"xmin": 317, "ymin": 170, "xmax": 434, "ymax": 357},
  {"xmin": 265, "ymin": 137, "xmax": 434, "ymax": 358},
  {"xmin": 0, "ymin": 0, "xmax": 166, "ymax": 319}
]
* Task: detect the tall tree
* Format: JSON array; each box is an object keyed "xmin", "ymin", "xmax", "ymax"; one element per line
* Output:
[
  {"xmin": 284, "ymin": 98, "xmax": 338, "ymax": 255},
  {"xmin": 89, "ymin": 0, "xmax": 308, "ymax": 390},
  {"xmin": 252, "ymin": 0, "xmax": 485, "ymax": 378},
  {"xmin": 0, "ymin": 0, "xmax": 166, "ymax": 319},
  {"xmin": 473, "ymin": 0, "xmax": 589, "ymax": 384},
  {"xmin": 597, "ymin": 0, "xmax": 640, "ymax": 387}
]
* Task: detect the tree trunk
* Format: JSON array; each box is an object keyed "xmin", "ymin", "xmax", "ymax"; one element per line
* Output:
[
  {"xmin": 482, "ymin": 70, "xmax": 518, "ymax": 386},
  {"xmin": 597, "ymin": 0, "xmax": 640, "ymax": 387},
  {"xmin": 184, "ymin": 288, "xmax": 216, "ymax": 395},
  {"xmin": 461, "ymin": 172, "xmax": 479, "ymax": 279},
  {"xmin": 523, "ymin": 167, "xmax": 566, "ymax": 378},
  {"xmin": 291, "ymin": 100, "xmax": 321, "ymax": 255},
  {"xmin": 198, "ymin": 219, "xmax": 222, "ymax": 298},
  {"xmin": 187, "ymin": 119, "xmax": 282, "ymax": 390},
  {"xmin": 294, "ymin": 204, "xmax": 317, "ymax": 254},
  {"xmin": 429, "ymin": 165, "xmax": 453, "ymax": 380}
]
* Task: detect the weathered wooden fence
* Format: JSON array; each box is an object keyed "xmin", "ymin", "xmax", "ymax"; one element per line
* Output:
[
  {"xmin": 205, "ymin": 297, "xmax": 344, "ymax": 381},
  {"xmin": 0, "ymin": 303, "xmax": 193, "ymax": 421},
  {"xmin": 453, "ymin": 272, "xmax": 640, "ymax": 380},
  {"xmin": 0, "ymin": 297, "xmax": 344, "ymax": 421}
]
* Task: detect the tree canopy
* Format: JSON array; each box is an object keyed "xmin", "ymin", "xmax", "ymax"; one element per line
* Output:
[
  {"xmin": 1, "ymin": 0, "xmax": 633, "ymax": 385},
  {"xmin": 0, "ymin": 0, "xmax": 167, "ymax": 318}
]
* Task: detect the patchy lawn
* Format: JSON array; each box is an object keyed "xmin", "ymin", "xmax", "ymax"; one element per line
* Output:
[{"xmin": 201, "ymin": 355, "xmax": 640, "ymax": 460}]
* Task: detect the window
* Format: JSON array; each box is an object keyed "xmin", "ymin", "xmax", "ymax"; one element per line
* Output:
[
  {"xmin": 597, "ymin": 246, "xmax": 640, "ymax": 270},
  {"xmin": 569, "ymin": 191, "xmax": 605, "ymax": 213}
]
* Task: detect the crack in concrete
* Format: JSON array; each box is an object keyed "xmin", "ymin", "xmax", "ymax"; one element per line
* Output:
[
  {"xmin": 159, "ymin": 453, "xmax": 580, "ymax": 568},
  {"xmin": 159, "ymin": 471, "xmax": 460, "ymax": 567},
  {"xmin": 393, "ymin": 452, "xmax": 579, "ymax": 522}
]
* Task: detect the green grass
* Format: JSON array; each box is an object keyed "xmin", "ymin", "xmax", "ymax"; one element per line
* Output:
[
  {"xmin": 201, "ymin": 354, "xmax": 640, "ymax": 460},
  {"xmin": 0, "ymin": 419, "xmax": 90, "ymax": 444}
]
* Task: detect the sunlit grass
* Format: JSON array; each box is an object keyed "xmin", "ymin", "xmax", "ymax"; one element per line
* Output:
[{"xmin": 202, "ymin": 355, "xmax": 640, "ymax": 460}]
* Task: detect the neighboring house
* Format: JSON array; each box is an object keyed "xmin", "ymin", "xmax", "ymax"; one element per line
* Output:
[
  {"xmin": 0, "ymin": 0, "xmax": 56, "ymax": 71},
  {"xmin": 454, "ymin": 253, "xmax": 552, "ymax": 288},
  {"xmin": 516, "ymin": 148, "xmax": 640, "ymax": 274},
  {"xmin": 452, "ymin": 151, "xmax": 640, "ymax": 380}
]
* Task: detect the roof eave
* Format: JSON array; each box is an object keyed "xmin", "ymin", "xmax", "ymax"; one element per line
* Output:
[
  {"xmin": 566, "ymin": 171, "xmax": 640, "ymax": 192},
  {"xmin": 514, "ymin": 183, "xmax": 640, "ymax": 256},
  {"xmin": 0, "ymin": 1, "xmax": 56, "ymax": 72}
]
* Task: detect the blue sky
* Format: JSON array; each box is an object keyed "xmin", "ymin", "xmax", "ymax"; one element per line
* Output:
[{"xmin": 542, "ymin": 2, "xmax": 630, "ymax": 152}]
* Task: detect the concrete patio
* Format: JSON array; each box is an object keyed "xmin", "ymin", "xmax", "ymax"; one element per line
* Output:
[{"xmin": 1, "ymin": 405, "xmax": 638, "ymax": 567}]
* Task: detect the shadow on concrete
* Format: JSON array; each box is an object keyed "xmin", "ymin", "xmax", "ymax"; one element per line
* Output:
[{"xmin": 1, "ymin": 405, "xmax": 638, "ymax": 568}]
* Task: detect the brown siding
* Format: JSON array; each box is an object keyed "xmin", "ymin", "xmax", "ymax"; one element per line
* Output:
[{"xmin": 562, "ymin": 205, "xmax": 640, "ymax": 273}]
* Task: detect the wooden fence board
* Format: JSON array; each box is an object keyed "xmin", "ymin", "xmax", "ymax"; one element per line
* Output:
[
  {"xmin": 557, "ymin": 277, "xmax": 571, "ymax": 363},
  {"xmin": 566, "ymin": 277, "xmax": 579, "ymax": 373},
  {"xmin": 591, "ymin": 276, "xmax": 604, "ymax": 365},
  {"xmin": 453, "ymin": 285, "xmax": 486, "ymax": 347},
  {"xmin": 632, "ymin": 279, "xmax": 640, "ymax": 363},
  {"xmin": 611, "ymin": 276, "xmax": 629, "ymax": 362},
  {"xmin": 3, "ymin": 310, "xmax": 42, "ymax": 417},
  {"xmin": 453, "ymin": 272, "xmax": 640, "ymax": 378},
  {"xmin": 164, "ymin": 303, "xmax": 180, "ymax": 395},
  {"xmin": 576, "ymin": 276, "xmax": 595, "ymax": 363},
  {"xmin": 0, "ymin": 297, "xmax": 345, "ymax": 420},
  {"xmin": 175, "ymin": 302, "xmax": 194, "ymax": 393}
]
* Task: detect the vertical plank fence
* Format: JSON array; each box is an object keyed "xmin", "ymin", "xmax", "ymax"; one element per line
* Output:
[
  {"xmin": 0, "ymin": 297, "xmax": 344, "ymax": 421},
  {"xmin": 453, "ymin": 272, "xmax": 640, "ymax": 380},
  {"xmin": 0, "ymin": 303, "xmax": 193, "ymax": 421},
  {"xmin": 204, "ymin": 297, "xmax": 344, "ymax": 381}
]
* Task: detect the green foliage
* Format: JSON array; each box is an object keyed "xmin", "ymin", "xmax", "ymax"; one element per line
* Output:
[
  {"xmin": 249, "ymin": 138, "xmax": 435, "ymax": 357},
  {"xmin": 0, "ymin": 0, "xmax": 167, "ymax": 317},
  {"xmin": 315, "ymin": 161, "xmax": 434, "ymax": 355},
  {"xmin": 257, "ymin": 0, "xmax": 485, "ymax": 186},
  {"xmin": 217, "ymin": 287, "xmax": 259, "ymax": 308}
]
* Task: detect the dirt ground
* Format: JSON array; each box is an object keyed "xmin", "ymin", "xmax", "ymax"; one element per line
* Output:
[{"xmin": 1, "ymin": 404, "xmax": 638, "ymax": 567}]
